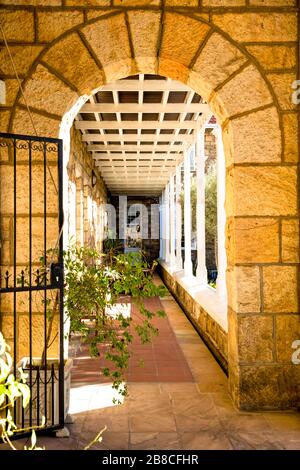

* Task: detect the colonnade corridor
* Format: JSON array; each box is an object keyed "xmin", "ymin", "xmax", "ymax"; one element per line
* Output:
[{"xmin": 3, "ymin": 274, "xmax": 298, "ymax": 451}]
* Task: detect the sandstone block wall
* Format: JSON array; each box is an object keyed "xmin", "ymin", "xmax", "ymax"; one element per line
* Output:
[{"xmin": 67, "ymin": 126, "xmax": 107, "ymax": 249}]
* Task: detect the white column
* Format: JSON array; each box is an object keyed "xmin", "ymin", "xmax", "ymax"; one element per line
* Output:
[
  {"xmin": 184, "ymin": 149, "xmax": 193, "ymax": 277},
  {"xmin": 214, "ymin": 125, "xmax": 227, "ymax": 302},
  {"xmin": 161, "ymin": 189, "xmax": 166, "ymax": 260},
  {"xmin": 169, "ymin": 175, "xmax": 176, "ymax": 267},
  {"xmin": 175, "ymin": 164, "xmax": 183, "ymax": 270},
  {"xmin": 195, "ymin": 128, "xmax": 207, "ymax": 284},
  {"xmin": 165, "ymin": 183, "xmax": 170, "ymax": 264},
  {"xmin": 159, "ymin": 195, "xmax": 163, "ymax": 259}
]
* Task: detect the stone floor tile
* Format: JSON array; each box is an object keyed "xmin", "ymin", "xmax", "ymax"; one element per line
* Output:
[
  {"xmin": 82, "ymin": 413, "xmax": 129, "ymax": 433},
  {"xmin": 263, "ymin": 412, "xmax": 300, "ymax": 432},
  {"xmin": 195, "ymin": 372, "xmax": 228, "ymax": 393},
  {"xmin": 179, "ymin": 430, "xmax": 233, "ymax": 450},
  {"xmin": 128, "ymin": 396, "xmax": 172, "ymax": 415},
  {"xmin": 266, "ymin": 428, "xmax": 300, "ymax": 449},
  {"xmin": 129, "ymin": 412, "xmax": 177, "ymax": 433},
  {"xmin": 130, "ymin": 432, "xmax": 181, "ymax": 450},
  {"xmin": 281, "ymin": 440, "xmax": 300, "ymax": 450},
  {"xmin": 77, "ymin": 431, "xmax": 129, "ymax": 450},
  {"xmin": 175, "ymin": 414, "xmax": 221, "ymax": 433},
  {"xmin": 219, "ymin": 413, "xmax": 272, "ymax": 434},
  {"xmin": 227, "ymin": 431, "xmax": 284, "ymax": 450},
  {"xmin": 160, "ymin": 382, "xmax": 199, "ymax": 394},
  {"xmin": 171, "ymin": 390, "xmax": 216, "ymax": 415},
  {"xmin": 212, "ymin": 392, "xmax": 239, "ymax": 418},
  {"xmin": 127, "ymin": 382, "xmax": 162, "ymax": 400}
]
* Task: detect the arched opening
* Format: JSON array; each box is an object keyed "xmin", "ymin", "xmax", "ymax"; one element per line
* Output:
[{"xmin": 61, "ymin": 72, "xmax": 228, "ymax": 383}]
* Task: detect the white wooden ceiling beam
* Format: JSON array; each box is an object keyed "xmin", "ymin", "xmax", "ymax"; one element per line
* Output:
[
  {"xmin": 112, "ymin": 89, "xmax": 125, "ymax": 164},
  {"xmin": 100, "ymin": 165, "xmax": 176, "ymax": 171},
  {"xmin": 80, "ymin": 103, "xmax": 209, "ymax": 113},
  {"xmin": 93, "ymin": 153, "xmax": 181, "ymax": 160},
  {"xmin": 82, "ymin": 134, "xmax": 194, "ymax": 143},
  {"xmin": 89, "ymin": 94, "xmax": 108, "ymax": 154},
  {"xmin": 88, "ymin": 144, "xmax": 185, "ymax": 152},
  {"xmin": 169, "ymin": 90, "xmax": 194, "ymax": 154},
  {"xmin": 75, "ymin": 120, "xmax": 198, "ymax": 130},
  {"xmin": 137, "ymin": 74, "xmax": 143, "ymax": 155},
  {"xmin": 153, "ymin": 84, "xmax": 169, "ymax": 159}
]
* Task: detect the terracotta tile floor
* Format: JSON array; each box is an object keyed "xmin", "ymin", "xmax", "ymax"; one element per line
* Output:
[
  {"xmin": 2, "ymin": 275, "xmax": 300, "ymax": 450},
  {"xmin": 71, "ymin": 295, "xmax": 193, "ymax": 384}
]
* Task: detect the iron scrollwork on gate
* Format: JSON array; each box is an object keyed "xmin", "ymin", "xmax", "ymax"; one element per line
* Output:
[{"xmin": 0, "ymin": 133, "xmax": 64, "ymax": 437}]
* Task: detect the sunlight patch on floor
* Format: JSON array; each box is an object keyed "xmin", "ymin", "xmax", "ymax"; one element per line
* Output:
[{"xmin": 69, "ymin": 382, "xmax": 126, "ymax": 414}]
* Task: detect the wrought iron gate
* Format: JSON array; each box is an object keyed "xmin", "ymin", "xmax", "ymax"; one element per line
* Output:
[{"xmin": 0, "ymin": 132, "xmax": 64, "ymax": 437}]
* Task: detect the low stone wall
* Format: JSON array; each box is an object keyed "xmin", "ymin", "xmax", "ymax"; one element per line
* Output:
[{"xmin": 158, "ymin": 264, "xmax": 228, "ymax": 373}]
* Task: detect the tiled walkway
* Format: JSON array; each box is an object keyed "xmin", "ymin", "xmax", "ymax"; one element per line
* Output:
[
  {"xmin": 71, "ymin": 295, "xmax": 193, "ymax": 384},
  {"xmin": 3, "ymin": 275, "xmax": 300, "ymax": 450}
]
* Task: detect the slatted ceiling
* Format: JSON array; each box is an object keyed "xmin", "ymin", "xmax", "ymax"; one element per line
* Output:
[
  {"xmin": 192, "ymin": 94, "xmax": 201, "ymax": 103},
  {"xmin": 124, "ymin": 74, "xmax": 139, "ymax": 80},
  {"xmin": 184, "ymin": 113, "xmax": 194, "ymax": 121},
  {"xmin": 122, "ymin": 113, "xmax": 139, "ymax": 121},
  {"xmin": 81, "ymin": 113, "xmax": 95, "ymax": 121},
  {"xmin": 119, "ymin": 91, "xmax": 139, "ymax": 103},
  {"xmin": 164, "ymin": 113, "xmax": 180, "ymax": 121},
  {"xmin": 143, "ymin": 91, "xmax": 163, "ymax": 103},
  {"xmin": 75, "ymin": 74, "xmax": 212, "ymax": 195},
  {"xmin": 144, "ymin": 74, "xmax": 165, "ymax": 80},
  {"xmin": 96, "ymin": 91, "xmax": 114, "ymax": 103},
  {"xmin": 143, "ymin": 114, "xmax": 159, "ymax": 121},
  {"xmin": 100, "ymin": 113, "xmax": 116, "ymax": 121},
  {"xmin": 105, "ymin": 129, "xmax": 119, "ymax": 134},
  {"xmin": 168, "ymin": 91, "xmax": 187, "ymax": 103}
]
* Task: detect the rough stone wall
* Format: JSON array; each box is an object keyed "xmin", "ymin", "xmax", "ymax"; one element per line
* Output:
[
  {"xmin": 67, "ymin": 126, "xmax": 107, "ymax": 249},
  {"xmin": 0, "ymin": 0, "xmax": 299, "ymax": 410}
]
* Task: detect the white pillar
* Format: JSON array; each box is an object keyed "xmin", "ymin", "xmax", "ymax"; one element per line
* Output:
[
  {"xmin": 195, "ymin": 128, "xmax": 207, "ymax": 284},
  {"xmin": 165, "ymin": 183, "xmax": 170, "ymax": 264},
  {"xmin": 161, "ymin": 189, "xmax": 166, "ymax": 260},
  {"xmin": 159, "ymin": 195, "xmax": 163, "ymax": 259},
  {"xmin": 175, "ymin": 164, "xmax": 183, "ymax": 270},
  {"xmin": 184, "ymin": 149, "xmax": 193, "ymax": 277},
  {"xmin": 169, "ymin": 175, "xmax": 176, "ymax": 267},
  {"xmin": 214, "ymin": 126, "xmax": 227, "ymax": 302}
]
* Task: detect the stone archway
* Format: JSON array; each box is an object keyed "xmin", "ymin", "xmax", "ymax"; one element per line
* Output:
[{"xmin": 1, "ymin": 7, "xmax": 299, "ymax": 410}]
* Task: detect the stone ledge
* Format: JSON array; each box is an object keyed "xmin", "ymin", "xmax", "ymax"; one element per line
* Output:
[{"xmin": 158, "ymin": 260, "xmax": 228, "ymax": 372}]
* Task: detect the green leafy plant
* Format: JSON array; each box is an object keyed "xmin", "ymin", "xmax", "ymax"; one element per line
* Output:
[
  {"xmin": 0, "ymin": 332, "xmax": 44, "ymax": 450},
  {"xmin": 64, "ymin": 245, "xmax": 167, "ymax": 400},
  {"xmin": 16, "ymin": 242, "xmax": 166, "ymax": 404},
  {"xmin": 0, "ymin": 332, "xmax": 107, "ymax": 449}
]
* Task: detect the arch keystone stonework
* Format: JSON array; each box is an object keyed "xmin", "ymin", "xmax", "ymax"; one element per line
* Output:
[{"xmin": 0, "ymin": 3, "xmax": 299, "ymax": 410}]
